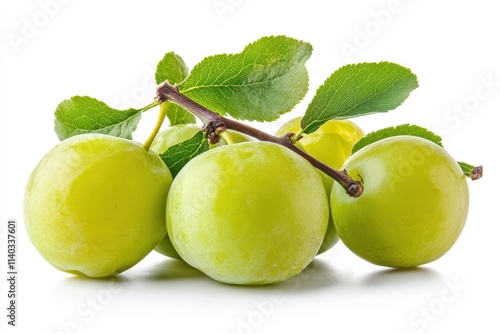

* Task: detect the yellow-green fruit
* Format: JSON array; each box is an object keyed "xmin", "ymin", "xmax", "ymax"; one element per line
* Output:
[
  {"xmin": 150, "ymin": 124, "xmax": 252, "ymax": 260},
  {"xmin": 331, "ymin": 136, "xmax": 469, "ymax": 268},
  {"xmin": 24, "ymin": 134, "xmax": 172, "ymax": 277},
  {"xmin": 167, "ymin": 141, "xmax": 329, "ymax": 285},
  {"xmin": 276, "ymin": 117, "xmax": 365, "ymax": 254}
]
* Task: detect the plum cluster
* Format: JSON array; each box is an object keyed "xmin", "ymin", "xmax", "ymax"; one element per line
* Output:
[{"xmin": 23, "ymin": 118, "xmax": 469, "ymax": 285}]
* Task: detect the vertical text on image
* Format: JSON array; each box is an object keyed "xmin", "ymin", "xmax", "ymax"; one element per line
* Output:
[{"xmin": 6, "ymin": 220, "xmax": 18, "ymax": 327}]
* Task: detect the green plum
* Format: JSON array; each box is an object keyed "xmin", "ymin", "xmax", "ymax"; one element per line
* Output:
[
  {"xmin": 24, "ymin": 134, "xmax": 172, "ymax": 277},
  {"xmin": 331, "ymin": 136, "xmax": 469, "ymax": 268},
  {"xmin": 150, "ymin": 123, "xmax": 252, "ymax": 260},
  {"xmin": 167, "ymin": 141, "xmax": 329, "ymax": 285},
  {"xmin": 154, "ymin": 233, "xmax": 183, "ymax": 260},
  {"xmin": 276, "ymin": 117, "xmax": 365, "ymax": 254}
]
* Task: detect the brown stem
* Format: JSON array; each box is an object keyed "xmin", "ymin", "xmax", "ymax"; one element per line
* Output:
[
  {"xmin": 156, "ymin": 82, "xmax": 363, "ymax": 198},
  {"xmin": 471, "ymin": 165, "xmax": 483, "ymax": 181}
]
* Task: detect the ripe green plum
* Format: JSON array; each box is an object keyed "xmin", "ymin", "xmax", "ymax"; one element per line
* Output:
[
  {"xmin": 24, "ymin": 134, "xmax": 172, "ymax": 277},
  {"xmin": 167, "ymin": 141, "xmax": 329, "ymax": 285},
  {"xmin": 331, "ymin": 136, "xmax": 469, "ymax": 268},
  {"xmin": 151, "ymin": 123, "xmax": 252, "ymax": 260},
  {"xmin": 276, "ymin": 117, "xmax": 364, "ymax": 254}
]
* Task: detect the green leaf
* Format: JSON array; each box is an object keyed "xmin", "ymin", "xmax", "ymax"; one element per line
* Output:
[
  {"xmin": 352, "ymin": 124, "xmax": 443, "ymax": 154},
  {"xmin": 159, "ymin": 131, "xmax": 209, "ymax": 178},
  {"xmin": 178, "ymin": 35, "xmax": 312, "ymax": 122},
  {"xmin": 54, "ymin": 96, "xmax": 141, "ymax": 141},
  {"xmin": 155, "ymin": 51, "xmax": 190, "ymax": 85},
  {"xmin": 301, "ymin": 62, "xmax": 419, "ymax": 134},
  {"xmin": 155, "ymin": 52, "xmax": 196, "ymax": 126}
]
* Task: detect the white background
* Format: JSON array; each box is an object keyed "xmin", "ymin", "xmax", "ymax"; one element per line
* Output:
[{"xmin": 1, "ymin": 1, "xmax": 499, "ymax": 333}]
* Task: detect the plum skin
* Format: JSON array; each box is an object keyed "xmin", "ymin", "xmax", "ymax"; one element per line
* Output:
[
  {"xmin": 24, "ymin": 133, "xmax": 172, "ymax": 277},
  {"xmin": 331, "ymin": 136, "xmax": 469, "ymax": 268},
  {"xmin": 166, "ymin": 141, "xmax": 329, "ymax": 285}
]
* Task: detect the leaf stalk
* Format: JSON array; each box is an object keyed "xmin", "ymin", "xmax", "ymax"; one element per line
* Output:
[{"xmin": 142, "ymin": 102, "xmax": 168, "ymax": 151}]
